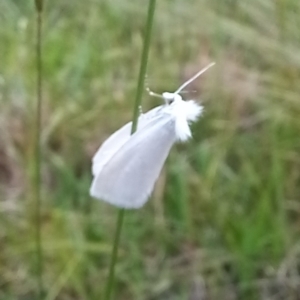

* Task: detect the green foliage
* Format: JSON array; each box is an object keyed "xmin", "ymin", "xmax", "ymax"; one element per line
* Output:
[{"xmin": 1, "ymin": 0, "xmax": 300, "ymax": 299}]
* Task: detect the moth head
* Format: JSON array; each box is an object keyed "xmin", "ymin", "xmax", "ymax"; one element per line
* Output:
[{"xmin": 162, "ymin": 92, "xmax": 182, "ymax": 105}]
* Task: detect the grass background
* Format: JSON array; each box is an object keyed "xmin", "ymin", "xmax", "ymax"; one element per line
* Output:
[{"xmin": 1, "ymin": 0, "xmax": 300, "ymax": 299}]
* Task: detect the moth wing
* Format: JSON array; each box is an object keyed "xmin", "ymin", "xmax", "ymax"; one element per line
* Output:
[
  {"xmin": 92, "ymin": 122, "xmax": 132, "ymax": 176},
  {"xmin": 92, "ymin": 105, "xmax": 163, "ymax": 176},
  {"xmin": 90, "ymin": 115, "xmax": 176, "ymax": 209}
]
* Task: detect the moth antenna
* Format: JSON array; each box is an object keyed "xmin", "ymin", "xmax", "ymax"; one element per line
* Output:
[
  {"xmin": 179, "ymin": 90, "xmax": 197, "ymax": 94},
  {"xmin": 175, "ymin": 62, "xmax": 215, "ymax": 94}
]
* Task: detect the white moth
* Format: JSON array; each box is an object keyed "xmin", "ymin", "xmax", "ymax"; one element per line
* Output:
[{"xmin": 90, "ymin": 62, "xmax": 215, "ymax": 209}]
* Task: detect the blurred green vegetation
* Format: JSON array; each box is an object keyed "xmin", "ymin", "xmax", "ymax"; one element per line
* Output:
[{"xmin": 1, "ymin": 0, "xmax": 300, "ymax": 299}]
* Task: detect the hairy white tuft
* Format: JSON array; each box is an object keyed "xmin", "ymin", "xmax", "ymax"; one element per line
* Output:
[{"xmin": 167, "ymin": 97, "xmax": 203, "ymax": 141}]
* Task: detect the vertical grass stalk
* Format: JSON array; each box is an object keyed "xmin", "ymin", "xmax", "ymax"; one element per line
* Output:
[
  {"xmin": 34, "ymin": 0, "xmax": 44, "ymax": 298},
  {"xmin": 104, "ymin": 1, "xmax": 156, "ymax": 299}
]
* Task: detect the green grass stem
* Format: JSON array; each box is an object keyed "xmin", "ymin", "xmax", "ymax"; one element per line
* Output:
[
  {"xmin": 34, "ymin": 0, "xmax": 44, "ymax": 298},
  {"xmin": 104, "ymin": 209, "xmax": 125, "ymax": 300},
  {"xmin": 104, "ymin": 1, "xmax": 156, "ymax": 299}
]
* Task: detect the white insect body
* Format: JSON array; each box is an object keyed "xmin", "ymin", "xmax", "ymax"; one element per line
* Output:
[{"xmin": 90, "ymin": 63, "xmax": 215, "ymax": 209}]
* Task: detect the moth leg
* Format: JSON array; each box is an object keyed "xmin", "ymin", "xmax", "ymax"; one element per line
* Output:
[
  {"xmin": 139, "ymin": 105, "xmax": 143, "ymax": 115},
  {"xmin": 145, "ymin": 74, "xmax": 163, "ymax": 99}
]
